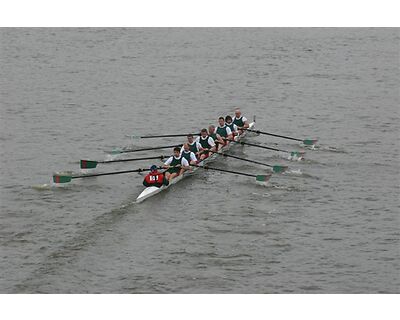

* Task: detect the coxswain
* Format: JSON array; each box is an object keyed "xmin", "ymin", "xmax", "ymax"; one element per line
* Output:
[
  {"xmin": 143, "ymin": 165, "xmax": 169, "ymax": 188},
  {"xmin": 196, "ymin": 128, "xmax": 217, "ymax": 160},
  {"xmin": 232, "ymin": 108, "xmax": 250, "ymax": 134},
  {"xmin": 163, "ymin": 147, "xmax": 190, "ymax": 181},
  {"xmin": 215, "ymin": 116, "xmax": 233, "ymax": 150},
  {"xmin": 225, "ymin": 115, "xmax": 239, "ymax": 137},
  {"xmin": 180, "ymin": 143, "xmax": 198, "ymax": 165}
]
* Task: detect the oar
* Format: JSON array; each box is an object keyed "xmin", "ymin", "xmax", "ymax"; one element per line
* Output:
[
  {"xmin": 53, "ymin": 167, "xmax": 162, "ymax": 184},
  {"xmin": 224, "ymin": 138, "xmax": 305, "ymax": 158},
  {"xmin": 218, "ymin": 152, "xmax": 288, "ymax": 173},
  {"xmin": 243, "ymin": 128, "xmax": 317, "ymax": 146},
  {"xmin": 195, "ymin": 164, "xmax": 271, "ymax": 182},
  {"xmin": 128, "ymin": 133, "xmax": 200, "ymax": 139},
  {"xmin": 80, "ymin": 155, "xmax": 168, "ymax": 169},
  {"xmin": 109, "ymin": 144, "xmax": 182, "ymax": 155}
]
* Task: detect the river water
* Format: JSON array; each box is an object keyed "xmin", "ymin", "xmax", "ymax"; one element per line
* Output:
[{"xmin": 0, "ymin": 28, "xmax": 399, "ymax": 293}]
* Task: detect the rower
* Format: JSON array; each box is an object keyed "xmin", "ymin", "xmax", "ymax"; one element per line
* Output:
[
  {"xmin": 232, "ymin": 108, "xmax": 250, "ymax": 134},
  {"xmin": 163, "ymin": 147, "xmax": 190, "ymax": 181},
  {"xmin": 185, "ymin": 134, "xmax": 202, "ymax": 158},
  {"xmin": 225, "ymin": 115, "xmax": 239, "ymax": 137},
  {"xmin": 208, "ymin": 124, "xmax": 224, "ymax": 149},
  {"xmin": 196, "ymin": 128, "xmax": 217, "ymax": 160},
  {"xmin": 143, "ymin": 165, "xmax": 169, "ymax": 188},
  {"xmin": 208, "ymin": 125, "xmax": 219, "ymax": 142},
  {"xmin": 180, "ymin": 143, "xmax": 198, "ymax": 165},
  {"xmin": 215, "ymin": 116, "xmax": 233, "ymax": 150}
]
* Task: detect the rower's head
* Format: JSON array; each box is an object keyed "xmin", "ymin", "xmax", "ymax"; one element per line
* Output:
[
  {"xmin": 208, "ymin": 125, "xmax": 216, "ymax": 134},
  {"xmin": 234, "ymin": 108, "xmax": 241, "ymax": 118},
  {"xmin": 150, "ymin": 165, "xmax": 158, "ymax": 173},
  {"xmin": 183, "ymin": 143, "xmax": 190, "ymax": 152},
  {"xmin": 187, "ymin": 134, "xmax": 194, "ymax": 143},
  {"xmin": 173, "ymin": 147, "xmax": 181, "ymax": 157},
  {"xmin": 200, "ymin": 128, "xmax": 208, "ymax": 138},
  {"xmin": 218, "ymin": 117, "xmax": 225, "ymax": 127},
  {"xmin": 225, "ymin": 115, "xmax": 233, "ymax": 124}
]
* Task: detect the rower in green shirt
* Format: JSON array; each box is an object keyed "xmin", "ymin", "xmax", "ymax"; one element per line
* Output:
[
  {"xmin": 163, "ymin": 147, "xmax": 190, "ymax": 181},
  {"xmin": 184, "ymin": 134, "xmax": 202, "ymax": 159},
  {"xmin": 180, "ymin": 143, "xmax": 198, "ymax": 165},
  {"xmin": 225, "ymin": 115, "xmax": 239, "ymax": 138},
  {"xmin": 214, "ymin": 117, "xmax": 233, "ymax": 150},
  {"xmin": 196, "ymin": 128, "xmax": 217, "ymax": 161},
  {"xmin": 232, "ymin": 108, "xmax": 250, "ymax": 134}
]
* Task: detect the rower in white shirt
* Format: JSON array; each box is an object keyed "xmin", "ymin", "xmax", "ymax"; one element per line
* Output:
[
  {"xmin": 232, "ymin": 108, "xmax": 250, "ymax": 134},
  {"xmin": 215, "ymin": 116, "xmax": 233, "ymax": 150},
  {"xmin": 163, "ymin": 147, "xmax": 190, "ymax": 181},
  {"xmin": 208, "ymin": 125, "xmax": 222, "ymax": 145},
  {"xmin": 180, "ymin": 143, "xmax": 198, "ymax": 165},
  {"xmin": 185, "ymin": 134, "xmax": 202, "ymax": 159},
  {"xmin": 195, "ymin": 128, "xmax": 217, "ymax": 160},
  {"xmin": 225, "ymin": 115, "xmax": 239, "ymax": 138}
]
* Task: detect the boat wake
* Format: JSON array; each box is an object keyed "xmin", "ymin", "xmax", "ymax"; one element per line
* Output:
[
  {"xmin": 271, "ymin": 184, "xmax": 302, "ymax": 192},
  {"xmin": 306, "ymin": 144, "xmax": 347, "ymax": 153},
  {"xmin": 31, "ymin": 182, "xmax": 71, "ymax": 190}
]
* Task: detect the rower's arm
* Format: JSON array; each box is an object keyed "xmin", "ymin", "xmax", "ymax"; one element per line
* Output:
[
  {"xmin": 242, "ymin": 117, "xmax": 250, "ymax": 129},
  {"xmin": 226, "ymin": 127, "xmax": 233, "ymax": 140},
  {"xmin": 163, "ymin": 157, "xmax": 173, "ymax": 168},
  {"xmin": 208, "ymin": 137, "xmax": 216, "ymax": 147},
  {"xmin": 181, "ymin": 158, "xmax": 190, "ymax": 169},
  {"xmin": 190, "ymin": 152, "xmax": 197, "ymax": 162}
]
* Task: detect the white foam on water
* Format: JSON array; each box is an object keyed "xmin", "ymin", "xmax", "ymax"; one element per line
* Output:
[
  {"xmin": 288, "ymin": 169, "xmax": 303, "ymax": 175},
  {"xmin": 104, "ymin": 153, "xmax": 120, "ymax": 161},
  {"xmin": 79, "ymin": 168, "xmax": 97, "ymax": 175},
  {"xmin": 256, "ymin": 181, "xmax": 270, "ymax": 187},
  {"xmin": 250, "ymin": 192, "xmax": 271, "ymax": 198},
  {"xmin": 288, "ymin": 155, "xmax": 304, "ymax": 162},
  {"xmin": 31, "ymin": 183, "xmax": 52, "ymax": 190}
]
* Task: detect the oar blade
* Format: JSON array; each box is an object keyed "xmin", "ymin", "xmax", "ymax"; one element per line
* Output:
[
  {"xmin": 272, "ymin": 165, "xmax": 288, "ymax": 173},
  {"xmin": 256, "ymin": 174, "xmax": 271, "ymax": 182},
  {"xmin": 111, "ymin": 148, "xmax": 123, "ymax": 155},
  {"xmin": 303, "ymin": 139, "xmax": 318, "ymax": 146},
  {"xmin": 80, "ymin": 160, "xmax": 97, "ymax": 169},
  {"xmin": 53, "ymin": 174, "xmax": 72, "ymax": 184}
]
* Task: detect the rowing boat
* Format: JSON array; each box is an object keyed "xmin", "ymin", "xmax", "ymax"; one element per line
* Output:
[{"xmin": 135, "ymin": 122, "xmax": 258, "ymax": 203}]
